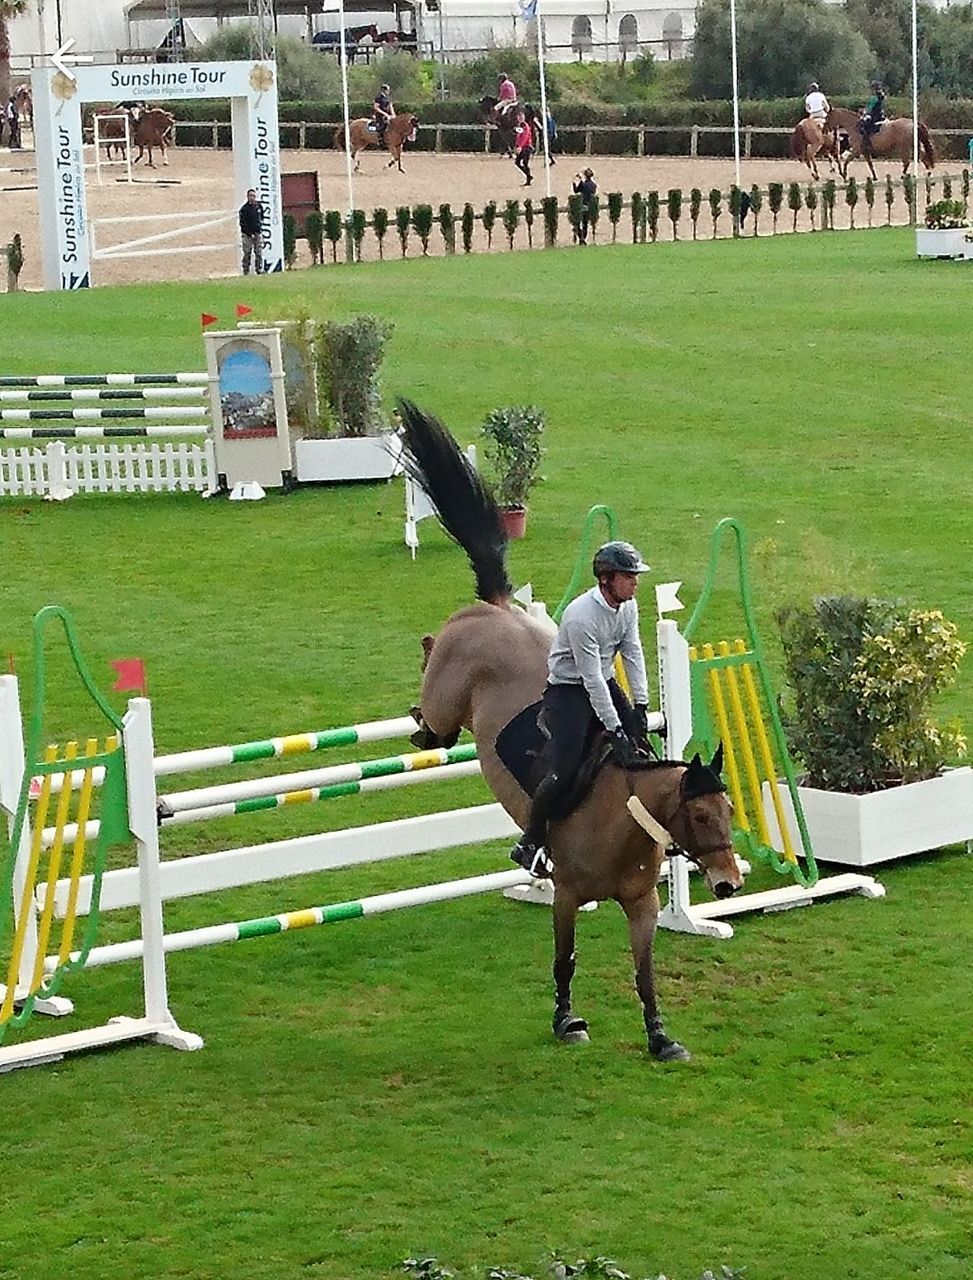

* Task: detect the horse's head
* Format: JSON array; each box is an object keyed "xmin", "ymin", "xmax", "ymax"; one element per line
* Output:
[
  {"xmin": 670, "ymin": 746, "xmax": 743, "ymax": 901},
  {"xmin": 477, "ymin": 96, "xmax": 498, "ymax": 120},
  {"xmin": 405, "ymin": 114, "xmax": 419, "ymax": 142}
]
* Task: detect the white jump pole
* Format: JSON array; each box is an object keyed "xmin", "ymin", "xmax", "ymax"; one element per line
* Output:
[
  {"xmin": 911, "ymin": 0, "xmax": 919, "ymax": 196},
  {"xmin": 533, "ymin": 0, "xmax": 552, "ymax": 198},
  {"xmin": 337, "ymin": 0, "xmax": 356, "ymax": 259}
]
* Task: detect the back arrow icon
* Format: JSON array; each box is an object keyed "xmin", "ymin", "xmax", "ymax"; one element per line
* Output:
[{"xmin": 50, "ymin": 38, "xmax": 94, "ymax": 83}]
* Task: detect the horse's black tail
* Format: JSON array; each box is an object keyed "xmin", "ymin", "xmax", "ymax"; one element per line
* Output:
[{"xmin": 397, "ymin": 399, "xmax": 512, "ymax": 604}]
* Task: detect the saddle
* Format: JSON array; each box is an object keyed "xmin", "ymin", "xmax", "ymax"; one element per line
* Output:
[{"xmin": 494, "ymin": 701, "xmax": 653, "ymax": 822}]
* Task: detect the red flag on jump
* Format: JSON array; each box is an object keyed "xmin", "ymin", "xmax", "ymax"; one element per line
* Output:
[
  {"xmin": 235, "ymin": 304, "xmax": 253, "ymax": 318},
  {"xmin": 110, "ymin": 658, "xmax": 148, "ymax": 695},
  {"xmin": 201, "ymin": 312, "xmax": 218, "ymax": 329}
]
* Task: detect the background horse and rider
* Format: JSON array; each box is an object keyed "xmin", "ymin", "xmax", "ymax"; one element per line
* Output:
[
  {"xmin": 311, "ymin": 24, "xmax": 379, "ymax": 62},
  {"xmin": 477, "ymin": 96, "xmax": 552, "ymax": 162},
  {"xmin": 790, "ymin": 117, "xmax": 842, "ymax": 180},
  {"xmin": 824, "ymin": 105, "xmax": 935, "ymax": 177},
  {"xmin": 398, "ymin": 402, "xmax": 742, "ymax": 1063},
  {"xmin": 335, "ymin": 112, "xmax": 419, "ymax": 173},
  {"xmin": 93, "ymin": 105, "xmax": 176, "ymax": 168}
]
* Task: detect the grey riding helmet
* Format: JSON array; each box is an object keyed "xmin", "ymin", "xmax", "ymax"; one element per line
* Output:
[{"xmin": 592, "ymin": 541, "xmax": 651, "ymax": 576}]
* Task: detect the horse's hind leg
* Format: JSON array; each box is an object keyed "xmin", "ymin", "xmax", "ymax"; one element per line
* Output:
[
  {"xmin": 552, "ymin": 888, "xmax": 588, "ymax": 1044},
  {"xmin": 620, "ymin": 889, "xmax": 690, "ymax": 1063}
]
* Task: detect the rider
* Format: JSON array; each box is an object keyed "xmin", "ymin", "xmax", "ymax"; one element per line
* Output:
[
  {"xmin": 861, "ymin": 80, "xmax": 886, "ymax": 152},
  {"xmin": 509, "ymin": 540, "xmax": 653, "ymax": 878},
  {"xmin": 496, "ymin": 71, "xmax": 518, "ymax": 124},
  {"xmin": 804, "ymin": 81, "xmax": 830, "ymax": 123},
  {"xmin": 372, "ymin": 83, "xmax": 395, "ymax": 139}
]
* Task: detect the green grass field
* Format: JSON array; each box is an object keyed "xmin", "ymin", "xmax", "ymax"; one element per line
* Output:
[{"xmin": 2, "ymin": 230, "xmax": 971, "ymax": 1280}]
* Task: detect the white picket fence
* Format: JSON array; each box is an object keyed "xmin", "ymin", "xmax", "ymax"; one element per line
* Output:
[{"xmin": 0, "ymin": 439, "xmax": 218, "ymax": 498}]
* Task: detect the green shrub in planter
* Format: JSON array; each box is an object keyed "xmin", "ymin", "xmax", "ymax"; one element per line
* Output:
[
  {"xmin": 396, "ymin": 205, "xmax": 411, "ymax": 257},
  {"xmin": 845, "ymin": 175, "xmax": 859, "ymax": 228},
  {"xmin": 768, "ymin": 181, "xmax": 783, "ymax": 233},
  {"xmin": 480, "ymin": 405, "xmax": 544, "ymax": 510},
  {"xmin": 903, "ymin": 173, "xmax": 916, "ymax": 224},
  {"xmin": 748, "ymin": 183, "xmax": 762, "ymax": 235},
  {"xmin": 729, "ymin": 184, "xmax": 741, "ymax": 236},
  {"xmin": 924, "ymin": 198, "xmax": 969, "ymax": 229},
  {"xmin": 523, "ymin": 197, "xmax": 535, "ymax": 248},
  {"xmin": 667, "ymin": 187, "xmax": 682, "ymax": 239},
  {"xmin": 963, "ymin": 167, "xmax": 970, "ymax": 210},
  {"xmin": 6, "ymin": 233, "xmax": 24, "ymax": 290},
  {"xmin": 787, "ymin": 181, "xmax": 802, "ymax": 231},
  {"xmin": 461, "ymin": 202, "xmax": 475, "ymax": 253},
  {"xmin": 350, "ymin": 208, "xmax": 367, "ymax": 261},
  {"xmin": 502, "ymin": 199, "xmax": 520, "ymax": 249},
  {"xmin": 822, "ymin": 178, "xmax": 836, "ymax": 230},
  {"xmin": 566, "ymin": 193, "xmax": 582, "ymax": 242},
  {"xmin": 776, "ymin": 595, "xmax": 966, "ymax": 793},
  {"xmin": 689, "ymin": 187, "xmax": 702, "ymax": 240},
  {"xmin": 372, "ymin": 206, "xmax": 389, "ymax": 259},
  {"xmin": 412, "ymin": 203, "xmax": 434, "ymax": 255},
  {"xmin": 630, "ymin": 191, "xmax": 645, "ymax": 244},
  {"xmin": 943, "ymin": 175, "xmax": 953, "ymax": 201},
  {"xmin": 587, "ymin": 193, "xmax": 600, "ymax": 242},
  {"xmin": 884, "ymin": 174, "xmax": 894, "ymax": 226},
  {"xmin": 315, "ymin": 314, "xmax": 394, "ymax": 439},
  {"xmin": 607, "ymin": 191, "xmax": 623, "ymax": 242},
  {"xmin": 864, "ymin": 176, "xmax": 875, "ymax": 227},
  {"xmin": 482, "ymin": 200, "xmax": 497, "ymax": 249},
  {"xmin": 283, "ymin": 213, "xmax": 298, "ymax": 268},
  {"xmin": 541, "ymin": 194, "xmax": 559, "ymax": 246},
  {"xmin": 324, "ymin": 208, "xmax": 343, "ymax": 262},
  {"xmin": 646, "ymin": 189, "xmax": 660, "ymax": 242},
  {"xmin": 805, "ymin": 182, "xmax": 818, "ymax": 230},
  {"xmin": 306, "ymin": 210, "xmax": 324, "ymax": 265},
  {"xmin": 438, "ymin": 202, "xmax": 456, "ymax": 254},
  {"xmin": 709, "ymin": 187, "xmax": 722, "ymax": 237}
]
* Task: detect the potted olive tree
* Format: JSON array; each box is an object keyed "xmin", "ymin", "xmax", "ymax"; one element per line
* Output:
[
  {"xmin": 292, "ymin": 314, "xmax": 400, "ymax": 482},
  {"xmin": 764, "ymin": 595, "xmax": 971, "ymax": 866},
  {"xmin": 480, "ymin": 404, "xmax": 544, "ymax": 539}
]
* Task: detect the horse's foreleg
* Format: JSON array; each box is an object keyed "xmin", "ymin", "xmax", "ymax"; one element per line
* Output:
[
  {"xmin": 621, "ymin": 889, "xmax": 690, "ymax": 1063},
  {"xmin": 552, "ymin": 889, "xmax": 588, "ymax": 1044}
]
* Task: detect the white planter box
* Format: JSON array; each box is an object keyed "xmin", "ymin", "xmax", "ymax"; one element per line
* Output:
[
  {"xmin": 295, "ymin": 433, "xmax": 401, "ymax": 483},
  {"xmin": 763, "ymin": 768, "xmax": 973, "ymax": 867},
  {"xmin": 915, "ymin": 227, "xmax": 969, "ymax": 259}
]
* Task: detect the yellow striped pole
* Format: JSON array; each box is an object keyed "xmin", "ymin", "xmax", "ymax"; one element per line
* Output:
[
  {"xmin": 698, "ymin": 644, "xmax": 747, "ymax": 826},
  {"xmin": 57, "ymin": 738, "xmax": 102, "ymax": 964},
  {"xmin": 31, "ymin": 742, "xmax": 78, "ymax": 989},
  {"xmin": 718, "ymin": 640, "xmax": 772, "ymax": 846},
  {"xmin": 1, "ymin": 745, "xmax": 57, "ymax": 1022},
  {"xmin": 737, "ymin": 640, "xmax": 799, "ymax": 865}
]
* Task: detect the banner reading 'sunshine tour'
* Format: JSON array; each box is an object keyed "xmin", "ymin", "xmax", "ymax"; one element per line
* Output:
[{"xmin": 31, "ymin": 60, "xmax": 284, "ymax": 291}]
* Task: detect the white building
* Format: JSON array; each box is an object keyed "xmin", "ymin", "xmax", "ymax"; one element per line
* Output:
[{"xmin": 8, "ymin": 1, "xmax": 694, "ymax": 67}]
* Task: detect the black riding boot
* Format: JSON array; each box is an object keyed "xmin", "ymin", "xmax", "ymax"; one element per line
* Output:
[{"xmin": 510, "ymin": 771, "xmax": 563, "ymax": 878}]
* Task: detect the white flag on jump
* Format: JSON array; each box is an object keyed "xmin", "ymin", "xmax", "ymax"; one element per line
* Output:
[{"xmin": 519, "ymin": 0, "xmax": 538, "ymax": 19}]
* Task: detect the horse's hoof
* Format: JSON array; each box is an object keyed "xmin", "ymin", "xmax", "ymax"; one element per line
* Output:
[
  {"xmin": 651, "ymin": 1038, "xmax": 691, "ymax": 1063},
  {"xmin": 553, "ymin": 1014, "xmax": 589, "ymax": 1044}
]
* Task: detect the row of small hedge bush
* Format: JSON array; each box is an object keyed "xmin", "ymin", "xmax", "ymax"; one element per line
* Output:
[{"xmin": 279, "ymin": 170, "xmax": 971, "ymax": 265}]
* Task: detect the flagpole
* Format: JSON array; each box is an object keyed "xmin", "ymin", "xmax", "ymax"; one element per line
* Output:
[
  {"xmin": 533, "ymin": 1, "xmax": 552, "ymax": 198},
  {"xmin": 911, "ymin": 0, "xmax": 919, "ymax": 188},
  {"xmin": 337, "ymin": 0, "xmax": 356, "ymax": 232},
  {"xmin": 728, "ymin": 0, "xmax": 741, "ymax": 190}
]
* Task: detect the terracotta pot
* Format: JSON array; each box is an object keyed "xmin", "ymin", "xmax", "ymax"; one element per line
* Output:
[{"xmin": 500, "ymin": 505, "xmax": 528, "ymax": 539}]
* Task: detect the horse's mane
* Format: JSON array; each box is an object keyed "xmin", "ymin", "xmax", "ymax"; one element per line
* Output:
[{"xmin": 397, "ymin": 399, "xmax": 512, "ymax": 603}]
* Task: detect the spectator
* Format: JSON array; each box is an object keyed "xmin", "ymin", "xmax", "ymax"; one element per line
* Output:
[
  {"xmin": 239, "ymin": 188, "xmax": 263, "ymax": 275},
  {"xmin": 573, "ymin": 168, "xmax": 597, "ymax": 243}
]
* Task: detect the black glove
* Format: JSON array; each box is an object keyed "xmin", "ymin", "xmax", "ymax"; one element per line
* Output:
[
  {"xmin": 610, "ymin": 727, "xmax": 639, "ymax": 768},
  {"xmin": 631, "ymin": 704, "xmax": 650, "ymax": 743}
]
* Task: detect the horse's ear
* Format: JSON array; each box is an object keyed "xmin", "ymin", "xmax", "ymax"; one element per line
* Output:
[
  {"xmin": 711, "ymin": 742, "xmax": 724, "ymax": 776},
  {"xmin": 688, "ymin": 752, "xmax": 702, "ymax": 770}
]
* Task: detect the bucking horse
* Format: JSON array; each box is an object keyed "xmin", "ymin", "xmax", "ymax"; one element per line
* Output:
[
  {"xmin": 477, "ymin": 96, "xmax": 549, "ymax": 161},
  {"xmin": 398, "ymin": 402, "xmax": 743, "ymax": 1063}
]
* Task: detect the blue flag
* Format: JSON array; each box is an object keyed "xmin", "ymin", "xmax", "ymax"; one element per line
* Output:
[{"xmin": 519, "ymin": 0, "xmax": 538, "ymax": 19}]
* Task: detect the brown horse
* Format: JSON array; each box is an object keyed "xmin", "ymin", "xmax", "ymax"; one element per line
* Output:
[
  {"xmin": 790, "ymin": 117, "xmax": 840, "ymax": 181},
  {"xmin": 398, "ymin": 402, "xmax": 744, "ymax": 1063},
  {"xmin": 334, "ymin": 114, "xmax": 418, "ymax": 173},
  {"xmin": 824, "ymin": 106, "xmax": 935, "ymax": 178},
  {"xmin": 95, "ymin": 107, "xmax": 175, "ymax": 168}
]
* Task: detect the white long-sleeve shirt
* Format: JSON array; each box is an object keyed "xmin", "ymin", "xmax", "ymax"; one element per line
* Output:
[
  {"xmin": 547, "ymin": 585, "xmax": 649, "ymax": 731},
  {"xmin": 805, "ymin": 91, "xmax": 830, "ymax": 117}
]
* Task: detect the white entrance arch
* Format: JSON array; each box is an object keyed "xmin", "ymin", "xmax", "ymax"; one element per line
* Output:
[{"xmin": 31, "ymin": 59, "xmax": 284, "ymax": 291}]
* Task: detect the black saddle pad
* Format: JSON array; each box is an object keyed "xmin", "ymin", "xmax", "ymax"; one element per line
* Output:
[
  {"xmin": 494, "ymin": 702, "xmax": 611, "ymax": 818},
  {"xmin": 495, "ymin": 701, "xmax": 547, "ymax": 796}
]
